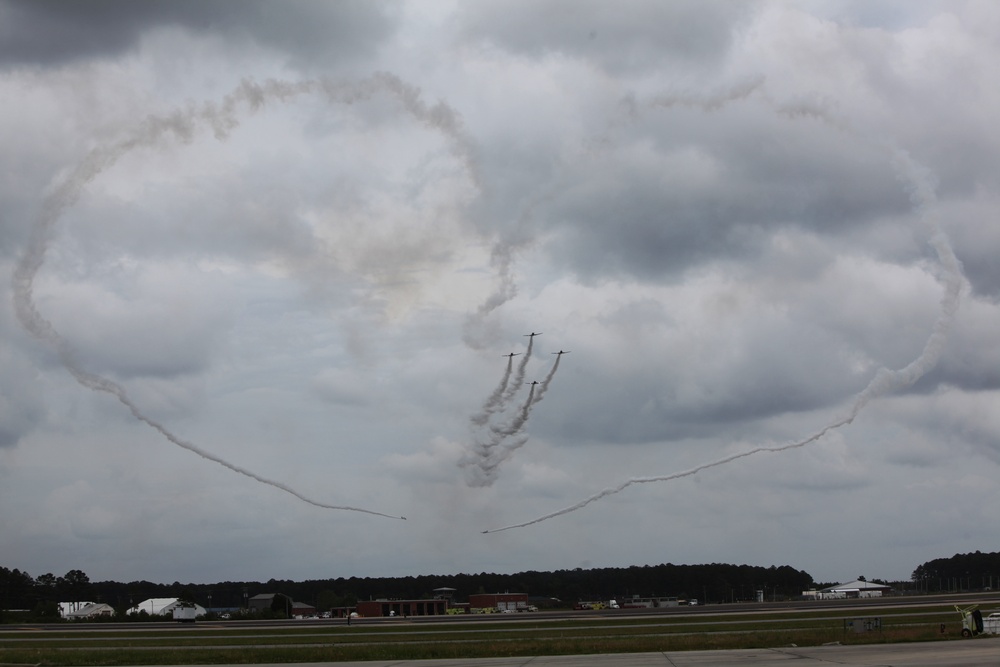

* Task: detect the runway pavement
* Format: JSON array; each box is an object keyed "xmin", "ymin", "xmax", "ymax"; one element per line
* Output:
[{"xmin": 241, "ymin": 637, "xmax": 1000, "ymax": 666}]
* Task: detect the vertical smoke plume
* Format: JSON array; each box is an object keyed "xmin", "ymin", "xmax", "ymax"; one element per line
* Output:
[
  {"xmin": 460, "ymin": 338, "xmax": 565, "ymax": 487},
  {"xmin": 469, "ymin": 335, "xmax": 535, "ymax": 429},
  {"xmin": 502, "ymin": 335, "xmax": 534, "ymax": 404},
  {"xmin": 462, "ymin": 234, "xmax": 529, "ymax": 350},
  {"xmin": 470, "ymin": 355, "xmax": 515, "ymax": 428},
  {"xmin": 530, "ymin": 352, "xmax": 562, "ymax": 406},
  {"xmin": 12, "ymin": 73, "xmax": 480, "ymax": 519},
  {"xmin": 482, "ymin": 92, "xmax": 965, "ymax": 534}
]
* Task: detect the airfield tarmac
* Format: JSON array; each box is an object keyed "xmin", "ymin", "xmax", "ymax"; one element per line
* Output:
[{"xmin": 240, "ymin": 639, "xmax": 998, "ymax": 666}]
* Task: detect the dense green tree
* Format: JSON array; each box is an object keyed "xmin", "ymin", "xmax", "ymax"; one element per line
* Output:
[
  {"xmin": 58, "ymin": 569, "xmax": 92, "ymax": 601},
  {"xmin": 0, "ymin": 567, "xmax": 35, "ymax": 610},
  {"xmin": 912, "ymin": 550, "xmax": 1000, "ymax": 591}
]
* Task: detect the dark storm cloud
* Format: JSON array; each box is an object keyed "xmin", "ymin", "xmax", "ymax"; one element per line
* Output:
[
  {"xmin": 0, "ymin": 0, "xmax": 394, "ymax": 67},
  {"xmin": 457, "ymin": 0, "xmax": 751, "ymax": 74}
]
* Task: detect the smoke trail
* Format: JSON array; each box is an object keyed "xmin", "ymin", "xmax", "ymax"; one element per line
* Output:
[
  {"xmin": 459, "ymin": 340, "xmax": 528, "ymax": 486},
  {"xmin": 470, "ymin": 355, "xmax": 515, "ymax": 427},
  {"xmin": 490, "ymin": 351, "xmax": 561, "ymax": 440},
  {"xmin": 460, "ymin": 345, "xmax": 566, "ymax": 487},
  {"xmin": 60, "ymin": 346, "xmax": 405, "ymax": 519},
  {"xmin": 502, "ymin": 335, "xmax": 534, "ymax": 404},
  {"xmin": 462, "ymin": 384, "xmax": 537, "ymax": 483},
  {"xmin": 648, "ymin": 76, "xmax": 766, "ymax": 113},
  {"xmin": 12, "ymin": 73, "xmax": 479, "ymax": 519},
  {"xmin": 482, "ymin": 99, "xmax": 965, "ymax": 534},
  {"xmin": 469, "ymin": 332, "xmax": 537, "ymax": 430},
  {"xmin": 462, "ymin": 235, "xmax": 527, "ymax": 350},
  {"xmin": 529, "ymin": 352, "xmax": 562, "ymax": 406}
]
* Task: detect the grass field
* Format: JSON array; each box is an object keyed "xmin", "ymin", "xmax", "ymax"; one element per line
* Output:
[{"xmin": 0, "ymin": 604, "xmax": 982, "ymax": 665}]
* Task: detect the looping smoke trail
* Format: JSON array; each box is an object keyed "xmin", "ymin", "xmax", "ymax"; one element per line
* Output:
[
  {"xmin": 482, "ymin": 94, "xmax": 965, "ymax": 534},
  {"xmin": 57, "ymin": 344, "xmax": 405, "ymax": 520},
  {"xmin": 12, "ymin": 73, "xmax": 479, "ymax": 520}
]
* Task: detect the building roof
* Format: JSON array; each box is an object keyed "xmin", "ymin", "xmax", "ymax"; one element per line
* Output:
[
  {"xmin": 58, "ymin": 601, "xmax": 97, "ymax": 617},
  {"xmin": 249, "ymin": 593, "xmax": 279, "ymax": 601},
  {"xmin": 128, "ymin": 598, "xmax": 206, "ymax": 616},
  {"xmin": 822, "ymin": 580, "xmax": 891, "ymax": 592},
  {"xmin": 65, "ymin": 602, "xmax": 116, "ymax": 618}
]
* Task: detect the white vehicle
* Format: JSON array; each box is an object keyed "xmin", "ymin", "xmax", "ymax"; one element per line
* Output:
[
  {"xmin": 608, "ymin": 599, "xmax": 620, "ymax": 609},
  {"xmin": 172, "ymin": 607, "xmax": 197, "ymax": 623},
  {"xmin": 688, "ymin": 599, "xmax": 699, "ymax": 606},
  {"xmin": 984, "ymin": 613, "xmax": 1000, "ymax": 635}
]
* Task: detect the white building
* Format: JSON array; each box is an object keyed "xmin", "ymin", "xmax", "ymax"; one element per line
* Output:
[
  {"xmin": 127, "ymin": 598, "xmax": 206, "ymax": 617},
  {"xmin": 804, "ymin": 580, "xmax": 891, "ymax": 599},
  {"xmin": 58, "ymin": 601, "xmax": 97, "ymax": 618},
  {"xmin": 63, "ymin": 602, "xmax": 116, "ymax": 619}
]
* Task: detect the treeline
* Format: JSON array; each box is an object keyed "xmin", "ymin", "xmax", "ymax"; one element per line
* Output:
[
  {"xmin": 2, "ymin": 562, "xmax": 813, "ymax": 617},
  {"xmin": 912, "ymin": 550, "xmax": 1000, "ymax": 591}
]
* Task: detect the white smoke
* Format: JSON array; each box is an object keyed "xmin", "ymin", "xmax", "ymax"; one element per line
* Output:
[
  {"xmin": 460, "ymin": 338, "xmax": 565, "ymax": 487},
  {"xmin": 12, "ymin": 73, "xmax": 481, "ymax": 521},
  {"xmin": 483, "ymin": 90, "xmax": 966, "ymax": 534}
]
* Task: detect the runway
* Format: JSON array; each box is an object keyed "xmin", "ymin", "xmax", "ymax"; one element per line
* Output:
[{"xmin": 238, "ymin": 638, "xmax": 1000, "ymax": 666}]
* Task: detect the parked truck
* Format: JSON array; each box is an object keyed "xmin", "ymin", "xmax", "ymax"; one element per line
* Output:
[{"xmin": 172, "ymin": 606, "xmax": 198, "ymax": 623}]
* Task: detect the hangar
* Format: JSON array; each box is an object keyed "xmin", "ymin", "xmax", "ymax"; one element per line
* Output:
[
  {"xmin": 469, "ymin": 592, "xmax": 529, "ymax": 612},
  {"xmin": 805, "ymin": 580, "xmax": 891, "ymax": 599},
  {"xmin": 127, "ymin": 598, "xmax": 207, "ymax": 616}
]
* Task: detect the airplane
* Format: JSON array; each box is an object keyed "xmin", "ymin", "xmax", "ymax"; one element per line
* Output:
[
  {"xmin": 502, "ymin": 352, "xmax": 522, "ymax": 359},
  {"xmin": 523, "ymin": 332, "xmax": 542, "ymax": 338},
  {"xmin": 551, "ymin": 350, "xmax": 571, "ymax": 356},
  {"xmin": 525, "ymin": 380, "xmax": 540, "ymax": 386}
]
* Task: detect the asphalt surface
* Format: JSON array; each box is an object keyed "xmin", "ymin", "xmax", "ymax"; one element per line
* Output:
[{"xmin": 240, "ymin": 639, "xmax": 999, "ymax": 666}]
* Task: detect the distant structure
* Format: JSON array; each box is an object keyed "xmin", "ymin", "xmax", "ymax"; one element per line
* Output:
[
  {"xmin": 59, "ymin": 601, "xmax": 115, "ymax": 619},
  {"xmin": 802, "ymin": 580, "xmax": 891, "ymax": 600},
  {"xmin": 468, "ymin": 592, "xmax": 529, "ymax": 612},
  {"xmin": 247, "ymin": 593, "xmax": 318, "ymax": 618},
  {"xmin": 355, "ymin": 598, "xmax": 448, "ymax": 617},
  {"xmin": 127, "ymin": 598, "xmax": 207, "ymax": 616},
  {"xmin": 433, "ymin": 587, "xmax": 457, "ymax": 601},
  {"xmin": 619, "ymin": 596, "xmax": 679, "ymax": 609}
]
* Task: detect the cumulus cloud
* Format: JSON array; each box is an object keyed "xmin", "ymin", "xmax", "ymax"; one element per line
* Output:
[{"xmin": 2, "ymin": 0, "xmax": 999, "ymax": 583}]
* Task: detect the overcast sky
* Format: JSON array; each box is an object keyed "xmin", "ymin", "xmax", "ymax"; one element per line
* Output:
[{"xmin": 2, "ymin": 0, "xmax": 999, "ymax": 588}]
